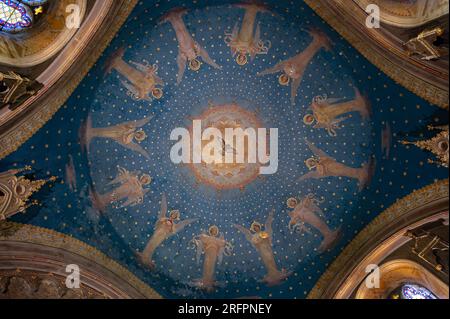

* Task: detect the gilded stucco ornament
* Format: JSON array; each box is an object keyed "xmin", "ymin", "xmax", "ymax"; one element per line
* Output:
[
  {"xmin": 404, "ymin": 27, "xmax": 446, "ymax": 61},
  {"xmin": 405, "ymin": 227, "xmax": 449, "ymax": 274},
  {"xmin": 0, "ymin": 71, "xmax": 43, "ymax": 110},
  {"xmin": 401, "ymin": 125, "xmax": 449, "ymax": 168},
  {"xmin": 0, "ymin": 166, "xmax": 54, "ymax": 220}
]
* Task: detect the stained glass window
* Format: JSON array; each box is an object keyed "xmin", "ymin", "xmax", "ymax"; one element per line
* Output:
[
  {"xmin": 401, "ymin": 284, "xmax": 437, "ymax": 299},
  {"xmin": 389, "ymin": 283, "xmax": 438, "ymax": 299},
  {"xmin": 0, "ymin": 0, "xmax": 48, "ymax": 33}
]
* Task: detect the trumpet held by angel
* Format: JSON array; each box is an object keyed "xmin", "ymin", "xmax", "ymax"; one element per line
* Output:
[
  {"xmin": 89, "ymin": 166, "xmax": 152, "ymax": 213},
  {"xmin": 224, "ymin": 3, "xmax": 271, "ymax": 66},
  {"xmin": 303, "ymin": 87, "xmax": 372, "ymax": 136},
  {"xmin": 299, "ymin": 140, "xmax": 375, "ymax": 191},
  {"xmin": 137, "ymin": 193, "xmax": 197, "ymax": 270},
  {"xmin": 79, "ymin": 115, "xmax": 151, "ymax": 159},
  {"xmin": 234, "ymin": 209, "xmax": 291, "ymax": 286},
  {"xmin": 258, "ymin": 28, "xmax": 332, "ymax": 106},
  {"xmin": 160, "ymin": 7, "xmax": 221, "ymax": 84},
  {"xmin": 190, "ymin": 225, "xmax": 233, "ymax": 292},
  {"xmin": 286, "ymin": 194, "xmax": 341, "ymax": 253},
  {"xmin": 104, "ymin": 47, "xmax": 164, "ymax": 101}
]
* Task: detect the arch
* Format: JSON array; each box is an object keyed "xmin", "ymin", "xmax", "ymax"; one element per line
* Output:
[
  {"xmin": 356, "ymin": 259, "xmax": 448, "ymax": 299},
  {"xmin": 0, "ymin": 0, "xmax": 87, "ymax": 67},
  {"xmin": 0, "ymin": 222, "xmax": 161, "ymax": 299},
  {"xmin": 354, "ymin": 0, "xmax": 449, "ymax": 28},
  {"xmin": 307, "ymin": 179, "xmax": 449, "ymax": 299}
]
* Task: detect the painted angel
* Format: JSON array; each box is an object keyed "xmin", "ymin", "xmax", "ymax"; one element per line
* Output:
[
  {"xmin": 303, "ymin": 87, "xmax": 372, "ymax": 136},
  {"xmin": 258, "ymin": 29, "xmax": 332, "ymax": 105},
  {"xmin": 160, "ymin": 8, "xmax": 221, "ymax": 84},
  {"xmin": 286, "ymin": 194, "xmax": 341, "ymax": 252},
  {"xmin": 79, "ymin": 115, "xmax": 152, "ymax": 159},
  {"xmin": 104, "ymin": 47, "xmax": 164, "ymax": 101},
  {"xmin": 299, "ymin": 140, "xmax": 375, "ymax": 191},
  {"xmin": 224, "ymin": 3, "xmax": 271, "ymax": 66},
  {"xmin": 90, "ymin": 166, "xmax": 152, "ymax": 213},
  {"xmin": 137, "ymin": 193, "xmax": 197, "ymax": 270},
  {"xmin": 190, "ymin": 225, "xmax": 233, "ymax": 292},
  {"xmin": 234, "ymin": 209, "xmax": 291, "ymax": 286}
]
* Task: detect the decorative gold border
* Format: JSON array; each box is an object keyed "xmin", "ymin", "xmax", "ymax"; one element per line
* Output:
[
  {"xmin": 307, "ymin": 179, "xmax": 449, "ymax": 299},
  {"xmin": 0, "ymin": 0, "xmax": 139, "ymax": 160},
  {"xmin": 0, "ymin": 221, "xmax": 162, "ymax": 299},
  {"xmin": 304, "ymin": 0, "xmax": 449, "ymax": 109}
]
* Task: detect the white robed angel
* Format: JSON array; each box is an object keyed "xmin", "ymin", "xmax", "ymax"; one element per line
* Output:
[
  {"xmin": 137, "ymin": 194, "xmax": 197, "ymax": 270},
  {"xmin": 257, "ymin": 29, "xmax": 332, "ymax": 106},
  {"xmin": 286, "ymin": 194, "xmax": 341, "ymax": 252},
  {"xmin": 190, "ymin": 225, "xmax": 233, "ymax": 292},
  {"xmin": 234, "ymin": 209, "xmax": 291, "ymax": 286},
  {"xmin": 160, "ymin": 7, "xmax": 221, "ymax": 84},
  {"xmin": 90, "ymin": 166, "xmax": 152, "ymax": 213},
  {"xmin": 299, "ymin": 140, "xmax": 375, "ymax": 192},
  {"xmin": 79, "ymin": 115, "xmax": 152, "ymax": 159}
]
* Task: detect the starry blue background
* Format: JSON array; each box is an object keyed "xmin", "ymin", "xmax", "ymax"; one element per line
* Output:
[{"xmin": 0, "ymin": 0, "xmax": 448, "ymax": 299}]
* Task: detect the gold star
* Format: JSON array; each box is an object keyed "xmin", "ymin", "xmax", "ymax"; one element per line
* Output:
[{"xmin": 34, "ymin": 6, "xmax": 44, "ymax": 15}]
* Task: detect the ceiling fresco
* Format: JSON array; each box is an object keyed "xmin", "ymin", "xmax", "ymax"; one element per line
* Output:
[{"xmin": 0, "ymin": 0, "xmax": 448, "ymax": 299}]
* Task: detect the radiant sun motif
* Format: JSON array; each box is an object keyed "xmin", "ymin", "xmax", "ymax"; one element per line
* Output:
[{"xmin": 188, "ymin": 103, "xmax": 264, "ymax": 190}]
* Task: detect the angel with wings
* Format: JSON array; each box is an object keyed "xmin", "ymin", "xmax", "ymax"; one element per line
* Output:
[
  {"xmin": 190, "ymin": 225, "xmax": 233, "ymax": 292},
  {"xmin": 79, "ymin": 114, "xmax": 151, "ymax": 159},
  {"xmin": 137, "ymin": 193, "xmax": 197, "ymax": 270},
  {"xmin": 90, "ymin": 166, "xmax": 152, "ymax": 213},
  {"xmin": 234, "ymin": 209, "xmax": 291, "ymax": 286},
  {"xmin": 224, "ymin": 3, "xmax": 271, "ymax": 66},
  {"xmin": 299, "ymin": 140, "xmax": 375, "ymax": 191},
  {"xmin": 286, "ymin": 194, "xmax": 341, "ymax": 253},
  {"xmin": 160, "ymin": 8, "xmax": 221, "ymax": 84},
  {"xmin": 104, "ymin": 47, "xmax": 164, "ymax": 101},
  {"xmin": 303, "ymin": 87, "xmax": 372, "ymax": 136},
  {"xmin": 257, "ymin": 29, "xmax": 332, "ymax": 106}
]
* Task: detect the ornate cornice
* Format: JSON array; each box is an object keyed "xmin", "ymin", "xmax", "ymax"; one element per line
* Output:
[
  {"xmin": 0, "ymin": 0, "xmax": 139, "ymax": 160},
  {"xmin": 304, "ymin": 0, "xmax": 449, "ymax": 110},
  {"xmin": 307, "ymin": 179, "xmax": 449, "ymax": 299},
  {"xmin": 0, "ymin": 221, "xmax": 161, "ymax": 299}
]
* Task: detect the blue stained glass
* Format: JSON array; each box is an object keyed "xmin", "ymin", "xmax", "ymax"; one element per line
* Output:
[
  {"xmin": 401, "ymin": 284, "xmax": 437, "ymax": 299},
  {"xmin": 0, "ymin": 0, "xmax": 34, "ymax": 33},
  {"xmin": 21, "ymin": 0, "xmax": 48, "ymax": 6}
]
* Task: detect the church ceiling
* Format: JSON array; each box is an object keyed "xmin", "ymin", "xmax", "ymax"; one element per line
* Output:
[{"xmin": 0, "ymin": 0, "xmax": 448, "ymax": 299}]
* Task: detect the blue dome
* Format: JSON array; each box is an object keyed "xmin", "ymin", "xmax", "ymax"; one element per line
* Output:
[{"xmin": 2, "ymin": 0, "xmax": 448, "ymax": 299}]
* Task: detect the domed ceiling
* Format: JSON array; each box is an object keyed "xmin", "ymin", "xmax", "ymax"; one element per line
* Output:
[{"xmin": 1, "ymin": 0, "xmax": 448, "ymax": 298}]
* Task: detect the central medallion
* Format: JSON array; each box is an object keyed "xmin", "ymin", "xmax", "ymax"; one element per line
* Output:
[{"xmin": 188, "ymin": 103, "xmax": 264, "ymax": 190}]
